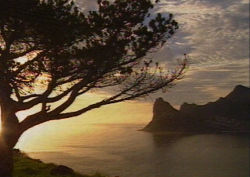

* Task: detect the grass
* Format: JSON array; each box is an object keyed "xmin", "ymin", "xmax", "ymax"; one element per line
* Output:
[{"xmin": 13, "ymin": 150, "xmax": 107, "ymax": 177}]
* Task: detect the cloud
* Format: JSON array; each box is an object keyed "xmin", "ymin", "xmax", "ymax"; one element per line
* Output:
[
  {"xmin": 75, "ymin": 0, "xmax": 97, "ymax": 12},
  {"xmin": 154, "ymin": 58, "xmax": 249, "ymax": 106},
  {"xmin": 75, "ymin": 0, "xmax": 249, "ymax": 105},
  {"xmin": 155, "ymin": 0, "xmax": 249, "ymax": 63},
  {"xmin": 145, "ymin": 0, "xmax": 249, "ymax": 105}
]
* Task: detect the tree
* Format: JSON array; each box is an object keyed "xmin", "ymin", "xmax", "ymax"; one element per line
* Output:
[{"xmin": 0, "ymin": 0, "xmax": 186, "ymax": 176}]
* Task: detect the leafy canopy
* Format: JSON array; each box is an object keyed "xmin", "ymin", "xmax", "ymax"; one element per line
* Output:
[{"xmin": 0, "ymin": 0, "xmax": 186, "ymax": 132}]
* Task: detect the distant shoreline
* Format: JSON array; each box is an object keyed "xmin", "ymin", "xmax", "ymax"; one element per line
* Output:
[{"xmin": 140, "ymin": 129, "xmax": 250, "ymax": 135}]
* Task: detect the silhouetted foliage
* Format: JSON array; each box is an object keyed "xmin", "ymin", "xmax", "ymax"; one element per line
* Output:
[
  {"xmin": 0, "ymin": 0, "xmax": 186, "ymax": 145},
  {"xmin": 0, "ymin": 0, "xmax": 186, "ymax": 176}
]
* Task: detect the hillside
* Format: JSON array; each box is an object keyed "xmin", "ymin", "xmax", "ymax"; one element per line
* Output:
[
  {"xmin": 13, "ymin": 149, "xmax": 106, "ymax": 177},
  {"xmin": 143, "ymin": 85, "xmax": 250, "ymax": 133}
]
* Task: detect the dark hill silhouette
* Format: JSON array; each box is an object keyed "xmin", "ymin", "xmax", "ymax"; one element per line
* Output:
[{"xmin": 143, "ymin": 85, "xmax": 250, "ymax": 133}]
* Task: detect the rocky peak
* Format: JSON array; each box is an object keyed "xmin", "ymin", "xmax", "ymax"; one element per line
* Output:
[
  {"xmin": 143, "ymin": 85, "xmax": 250, "ymax": 132},
  {"xmin": 226, "ymin": 85, "xmax": 250, "ymax": 101},
  {"xmin": 235, "ymin": 85, "xmax": 249, "ymax": 91},
  {"xmin": 154, "ymin": 98, "xmax": 177, "ymax": 113},
  {"xmin": 152, "ymin": 97, "xmax": 178, "ymax": 120}
]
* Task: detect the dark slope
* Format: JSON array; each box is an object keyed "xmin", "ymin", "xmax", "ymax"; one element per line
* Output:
[{"xmin": 143, "ymin": 85, "xmax": 250, "ymax": 133}]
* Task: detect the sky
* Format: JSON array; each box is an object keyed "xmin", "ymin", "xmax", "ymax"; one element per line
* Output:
[
  {"xmin": 15, "ymin": 0, "xmax": 250, "ymax": 147},
  {"xmin": 13, "ymin": 0, "xmax": 250, "ymax": 134},
  {"xmin": 75, "ymin": 0, "xmax": 249, "ymax": 106}
]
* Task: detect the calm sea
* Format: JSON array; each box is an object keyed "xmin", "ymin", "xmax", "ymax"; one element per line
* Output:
[{"xmin": 16, "ymin": 123, "xmax": 249, "ymax": 177}]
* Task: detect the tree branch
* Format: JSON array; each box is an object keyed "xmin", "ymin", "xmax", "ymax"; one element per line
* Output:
[{"xmin": 19, "ymin": 60, "xmax": 186, "ymax": 132}]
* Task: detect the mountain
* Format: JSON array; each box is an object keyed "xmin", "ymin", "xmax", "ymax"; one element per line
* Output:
[{"xmin": 143, "ymin": 85, "xmax": 250, "ymax": 133}]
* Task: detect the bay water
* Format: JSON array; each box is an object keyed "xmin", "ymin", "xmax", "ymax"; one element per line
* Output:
[{"xmin": 16, "ymin": 123, "xmax": 249, "ymax": 177}]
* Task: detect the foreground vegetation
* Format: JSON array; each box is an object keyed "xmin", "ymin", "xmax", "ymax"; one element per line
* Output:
[{"xmin": 13, "ymin": 150, "xmax": 107, "ymax": 177}]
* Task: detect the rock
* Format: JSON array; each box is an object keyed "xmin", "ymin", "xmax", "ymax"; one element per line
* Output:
[
  {"xmin": 50, "ymin": 165, "xmax": 74, "ymax": 176},
  {"xmin": 153, "ymin": 97, "xmax": 178, "ymax": 120},
  {"xmin": 227, "ymin": 85, "xmax": 250, "ymax": 101},
  {"xmin": 143, "ymin": 85, "xmax": 250, "ymax": 133}
]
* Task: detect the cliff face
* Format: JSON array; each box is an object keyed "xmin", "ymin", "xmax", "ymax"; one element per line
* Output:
[
  {"xmin": 152, "ymin": 98, "xmax": 178, "ymax": 121},
  {"xmin": 143, "ymin": 85, "xmax": 250, "ymax": 133}
]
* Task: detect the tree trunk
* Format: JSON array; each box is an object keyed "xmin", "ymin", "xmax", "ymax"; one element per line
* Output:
[
  {"xmin": 0, "ymin": 136, "xmax": 13, "ymax": 177},
  {"xmin": 0, "ymin": 103, "xmax": 21, "ymax": 177}
]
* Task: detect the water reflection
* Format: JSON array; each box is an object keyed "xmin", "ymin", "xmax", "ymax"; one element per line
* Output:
[
  {"xmin": 152, "ymin": 132, "xmax": 250, "ymax": 147},
  {"xmin": 150, "ymin": 132, "xmax": 250, "ymax": 177},
  {"xmin": 18, "ymin": 124, "xmax": 250, "ymax": 177},
  {"xmin": 151, "ymin": 133, "xmax": 193, "ymax": 147}
]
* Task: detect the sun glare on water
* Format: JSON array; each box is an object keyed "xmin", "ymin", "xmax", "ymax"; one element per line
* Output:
[{"xmin": 15, "ymin": 98, "xmax": 153, "ymax": 151}]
